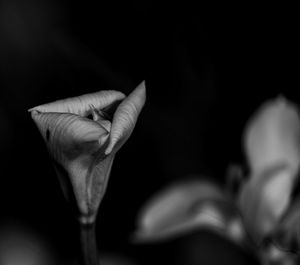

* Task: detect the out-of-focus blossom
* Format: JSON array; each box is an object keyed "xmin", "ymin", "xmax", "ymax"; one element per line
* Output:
[
  {"xmin": 29, "ymin": 81, "xmax": 146, "ymax": 224},
  {"xmin": 133, "ymin": 178, "xmax": 245, "ymax": 245},
  {"xmin": 244, "ymin": 98, "xmax": 300, "ymax": 176},
  {"xmin": 134, "ymin": 96, "xmax": 300, "ymax": 264},
  {"xmin": 239, "ymin": 97, "xmax": 300, "ymax": 246}
]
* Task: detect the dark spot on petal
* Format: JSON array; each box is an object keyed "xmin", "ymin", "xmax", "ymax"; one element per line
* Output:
[{"xmin": 46, "ymin": 129, "xmax": 50, "ymax": 141}]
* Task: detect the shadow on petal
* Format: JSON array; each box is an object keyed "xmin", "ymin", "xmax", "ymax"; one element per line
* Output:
[
  {"xmin": 238, "ymin": 164, "xmax": 295, "ymax": 246},
  {"xmin": 270, "ymin": 196, "xmax": 300, "ymax": 255}
]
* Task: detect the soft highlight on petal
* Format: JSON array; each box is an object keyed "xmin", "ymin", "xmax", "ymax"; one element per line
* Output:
[
  {"xmin": 105, "ymin": 81, "xmax": 146, "ymax": 155},
  {"xmin": 244, "ymin": 97, "xmax": 300, "ymax": 177},
  {"xmin": 29, "ymin": 90, "xmax": 125, "ymax": 117},
  {"xmin": 133, "ymin": 179, "xmax": 242, "ymax": 243},
  {"xmin": 238, "ymin": 165, "xmax": 295, "ymax": 245}
]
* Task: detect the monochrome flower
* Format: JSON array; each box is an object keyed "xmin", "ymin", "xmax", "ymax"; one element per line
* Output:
[{"xmin": 29, "ymin": 81, "xmax": 146, "ymax": 224}]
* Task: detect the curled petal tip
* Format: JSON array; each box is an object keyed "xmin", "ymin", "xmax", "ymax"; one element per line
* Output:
[
  {"xmin": 138, "ymin": 80, "xmax": 146, "ymax": 94},
  {"xmin": 105, "ymin": 81, "xmax": 146, "ymax": 154},
  {"xmin": 104, "ymin": 146, "xmax": 112, "ymax": 156},
  {"xmin": 28, "ymin": 109, "xmax": 40, "ymax": 117}
]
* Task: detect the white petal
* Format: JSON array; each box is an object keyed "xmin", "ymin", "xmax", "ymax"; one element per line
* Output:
[
  {"xmin": 105, "ymin": 81, "xmax": 146, "ymax": 155},
  {"xmin": 133, "ymin": 179, "xmax": 242, "ymax": 243},
  {"xmin": 239, "ymin": 97, "xmax": 300, "ymax": 245},
  {"xmin": 244, "ymin": 97, "xmax": 300, "ymax": 177},
  {"xmin": 31, "ymin": 111, "xmax": 110, "ymax": 220},
  {"xmin": 238, "ymin": 165, "xmax": 294, "ymax": 244},
  {"xmin": 29, "ymin": 90, "xmax": 125, "ymax": 117},
  {"xmin": 31, "ymin": 112, "xmax": 109, "ymax": 157}
]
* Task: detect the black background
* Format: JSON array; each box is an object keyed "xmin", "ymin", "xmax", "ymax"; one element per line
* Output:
[{"xmin": 0, "ymin": 1, "xmax": 298, "ymax": 264}]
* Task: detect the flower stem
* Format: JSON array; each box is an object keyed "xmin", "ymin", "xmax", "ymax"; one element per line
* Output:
[{"xmin": 78, "ymin": 222, "xmax": 100, "ymax": 265}]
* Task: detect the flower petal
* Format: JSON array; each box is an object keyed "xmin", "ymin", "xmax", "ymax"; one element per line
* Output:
[
  {"xmin": 85, "ymin": 154, "xmax": 115, "ymax": 223},
  {"xmin": 239, "ymin": 97, "xmax": 300, "ymax": 245},
  {"xmin": 244, "ymin": 97, "xmax": 300, "ymax": 178},
  {"xmin": 133, "ymin": 179, "xmax": 244, "ymax": 244},
  {"xmin": 258, "ymin": 244, "xmax": 299, "ymax": 265},
  {"xmin": 105, "ymin": 81, "xmax": 146, "ymax": 155},
  {"xmin": 238, "ymin": 164, "xmax": 295, "ymax": 245},
  {"xmin": 31, "ymin": 111, "xmax": 110, "ymax": 221},
  {"xmin": 271, "ymin": 197, "xmax": 300, "ymax": 254},
  {"xmin": 31, "ymin": 111, "xmax": 109, "ymax": 155},
  {"xmin": 29, "ymin": 90, "xmax": 125, "ymax": 117}
]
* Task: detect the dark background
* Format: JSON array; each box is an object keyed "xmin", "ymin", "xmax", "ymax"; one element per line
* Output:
[{"xmin": 0, "ymin": 1, "xmax": 298, "ymax": 264}]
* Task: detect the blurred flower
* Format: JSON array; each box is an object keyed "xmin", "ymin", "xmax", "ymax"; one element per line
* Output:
[
  {"xmin": 133, "ymin": 178, "xmax": 245, "ymax": 245},
  {"xmin": 239, "ymin": 97, "xmax": 300, "ymax": 246},
  {"xmin": 29, "ymin": 81, "xmax": 146, "ymax": 224},
  {"xmin": 134, "ymin": 97, "xmax": 300, "ymax": 264}
]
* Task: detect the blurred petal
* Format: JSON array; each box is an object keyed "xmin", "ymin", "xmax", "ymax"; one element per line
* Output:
[
  {"xmin": 259, "ymin": 244, "xmax": 299, "ymax": 265},
  {"xmin": 271, "ymin": 197, "xmax": 300, "ymax": 254},
  {"xmin": 133, "ymin": 179, "xmax": 243, "ymax": 244},
  {"xmin": 238, "ymin": 165, "xmax": 295, "ymax": 245},
  {"xmin": 239, "ymin": 97, "xmax": 300, "ymax": 245},
  {"xmin": 29, "ymin": 90, "xmax": 125, "ymax": 117},
  {"xmin": 105, "ymin": 81, "xmax": 146, "ymax": 155},
  {"xmin": 244, "ymin": 97, "xmax": 300, "ymax": 177}
]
